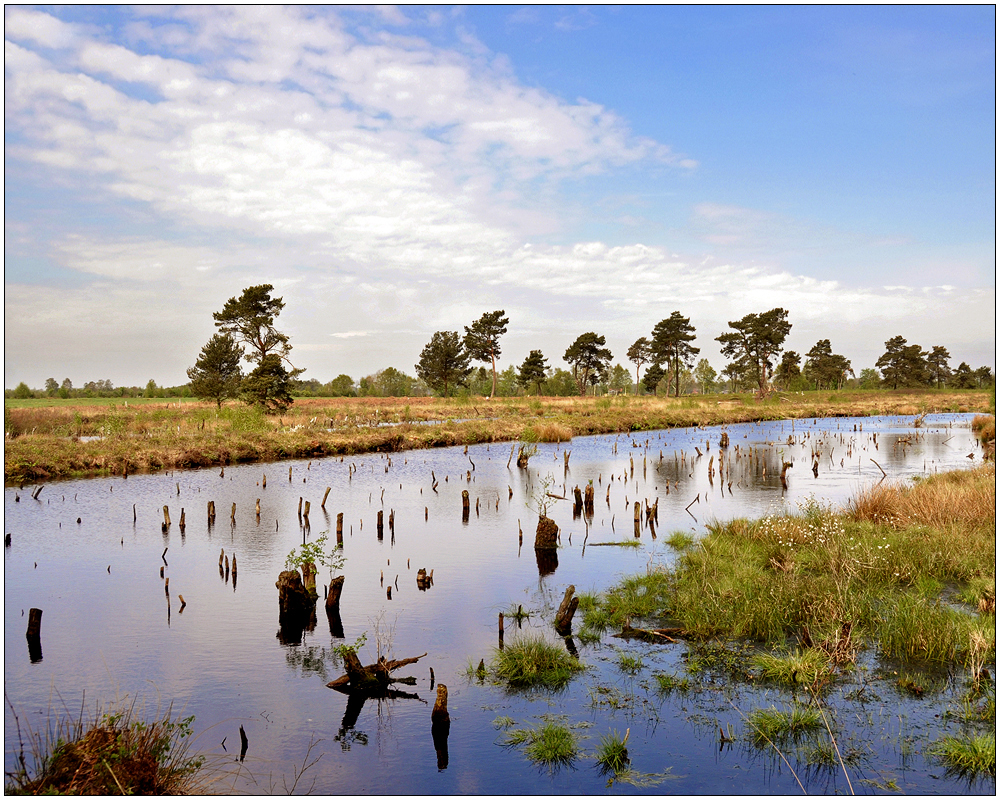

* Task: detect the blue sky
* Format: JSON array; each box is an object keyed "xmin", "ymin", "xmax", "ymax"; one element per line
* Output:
[{"xmin": 4, "ymin": 5, "xmax": 995, "ymax": 389}]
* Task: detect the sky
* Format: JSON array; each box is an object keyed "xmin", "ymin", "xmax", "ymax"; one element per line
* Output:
[{"xmin": 4, "ymin": 5, "xmax": 995, "ymax": 390}]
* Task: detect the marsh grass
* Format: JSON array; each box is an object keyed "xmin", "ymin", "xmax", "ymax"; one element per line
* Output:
[
  {"xmin": 753, "ymin": 649, "xmax": 834, "ymax": 687},
  {"xmin": 747, "ymin": 704, "xmax": 823, "ymax": 745},
  {"xmin": 489, "ymin": 635, "xmax": 586, "ymax": 691},
  {"xmin": 652, "ymin": 672, "xmax": 691, "ymax": 694},
  {"xmin": 665, "ymin": 531, "xmax": 695, "ymax": 550},
  {"xmin": 595, "ymin": 729, "xmax": 630, "ymax": 776},
  {"xmin": 4, "ymin": 697, "xmax": 210, "ymax": 795},
  {"xmin": 503, "ymin": 722, "xmax": 578, "ymax": 766},
  {"xmin": 615, "ymin": 650, "xmax": 645, "ymax": 674},
  {"xmin": 584, "ymin": 463, "xmax": 994, "ymax": 681},
  {"xmin": 928, "ymin": 733, "xmax": 996, "ymax": 778}
]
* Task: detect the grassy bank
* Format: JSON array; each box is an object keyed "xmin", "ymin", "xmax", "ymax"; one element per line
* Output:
[
  {"xmin": 579, "ymin": 464, "xmax": 995, "ymax": 775},
  {"xmin": 583, "ymin": 463, "xmax": 995, "ymax": 662},
  {"xmin": 5, "ymin": 389, "xmax": 992, "ymax": 483}
]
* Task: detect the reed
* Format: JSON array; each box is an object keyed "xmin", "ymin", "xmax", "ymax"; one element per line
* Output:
[{"xmin": 928, "ymin": 733, "xmax": 996, "ymax": 779}]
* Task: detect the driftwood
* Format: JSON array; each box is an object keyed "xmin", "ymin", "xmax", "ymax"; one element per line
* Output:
[
  {"xmin": 326, "ymin": 651, "xmax": 428, "ymax": 693},
  {"xmin": 614, "ymin": 621, "xmax": 686, "ymax": 643}
]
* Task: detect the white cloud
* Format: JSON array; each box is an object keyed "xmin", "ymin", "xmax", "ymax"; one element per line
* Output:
[{"xmin": 3, "ymin": 7, "xmax": 993, "ymax": 387}]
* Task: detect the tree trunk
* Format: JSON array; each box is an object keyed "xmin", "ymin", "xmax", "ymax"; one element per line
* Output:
[{"xmin": 326, "ymin": 575, "xmax": 344, "ymax": 611}]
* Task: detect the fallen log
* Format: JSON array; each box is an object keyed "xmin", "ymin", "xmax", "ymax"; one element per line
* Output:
[
  {"xmin": 326, "ymin": 651, "xmax": 428, "ymax": 692},
  {"xmin": 614, "ymin": 622, "xmax": 687, "ymax": 643}
]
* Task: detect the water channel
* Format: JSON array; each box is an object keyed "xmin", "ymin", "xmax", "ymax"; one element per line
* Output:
[{"xmin": 4, "ymin": 414, "xmax": 993, "ymax": 794}]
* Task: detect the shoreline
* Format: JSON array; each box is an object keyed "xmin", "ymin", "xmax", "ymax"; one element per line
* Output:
[{"xmin": 4, "ymin": 389, "xmax": 992, "ymax": 484}]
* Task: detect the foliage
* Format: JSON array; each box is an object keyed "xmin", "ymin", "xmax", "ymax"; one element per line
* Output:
[
  {"xmin": 415, "ymin": 331, "xmax": 472, "ymax": 396},
  {"xmin": 926, "ymin": 345, "xmax": 952, "ymax": 388},
  {"xmin": 12, "ymin": 382, "xmax": 33, "ymax": 399},
  {"xmin": 463, "ymin": 310, "xmax": 509, "ymax": 398},
  {"xmin": 326, "ymin": 374, "xmax": 357, "ymax": 397},
  {"xmin": 651, "ymin": 311, "xmax": 699, "ymax": 397},
  {"xmin": 187, "ymin": 333, "xmax": 244, "ymax": 407},
  {"xmin": 213, "ymin": 284, "xmax": 291, "ymax": 365},
  {"xmin": 774, "ymin": 351, "xmax": 802, "ymax": 389},
  {"xmin": 642, "ymin": 363, "xmax": 665, "ymax": 395},
  {"xmin": 242, "ymin": 354, "xmax": 295, "ymax": 413},
  {"xmin": 693, "ymin": 358, "xmax": 718, "ymax": 394},
  {"xmin": 802, "ymin": 339, "xmax": 853, "ymax": 389},
  {"xmin": 627, "ymin": 338, "xmax": 653, "ymax": 396},
  {"xmin": 564, "ymin": 332, "xmax": 613, "ymax": 396},
  {"xmin": 716, "ymin": 307, "xmax": 792, "ymax": 394},
  {"xmin": 876, "ymin": 335, "xmax": 929, "ymax": 389},
  {"xmin": 285, "ymin": 534, "xmax": 346, "ymax": 577}
]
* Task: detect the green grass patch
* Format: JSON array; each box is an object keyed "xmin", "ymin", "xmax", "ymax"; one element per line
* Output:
[
  {"xmin": 489, "ymin": 635, "xmax": 586, "ymax": 691},
  {"xmin": 753, "ymin": 648, "xmax": 834, "ymax": 686},
  {"xmin": 665, "ymin": 531, "xmax": 695, "ymax": 550},
  {"xmin": 747, "ymin": 704, "xmax": 823, "ymax": 745},
  {"xmin": 595, "ymin": 730, "xmax": 630, "ymax": 776},
  {"xmin": 652, "ymin": 672, "xmax": 691, "ymax": 694},
  {"xmin": 503, "ymin": 722, "xmax": 578, "ymax": 766},
  {"xmin": 928, "ymin": 733, "xmax": 996, "ymax": 778},
  {"xmin": 615, "ymin": 650, "xmax": 644, "ymax": 674}
]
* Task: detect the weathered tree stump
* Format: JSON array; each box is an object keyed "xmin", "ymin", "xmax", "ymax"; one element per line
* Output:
[
  {"xmin": 416, "ymin": 568, "xmax": 434, "ymax": 591},
  {"xmin": 720, "ymin": 431, "xmax": 729, "ymax": 448},
  {"xmin": 573, "ymin": 486, "xmax": 583, "ymax": 517},
  {"xmin": 555, "ymin": 585, "xmax": 578, "ymax": 635},
  {"xmin": 26, "ymin": 608, "xmax": 43, "ymax": 663},
  {"xmin": 461, "ymin": 491, "xmax": 470, "ymax": 523},
  {"xmin": 534, "ymin": 516, "xmax": 558, "ymax": 550},
  {"xmin": 276, "ymin": 568, "xmax": 316, "ymax": 640},
  {"xmin": 431, "ymin": 683, "xmax": 450, "ymax": 770},
  {"xmin": 326, "ymin": 575, "xmax": 344, "ymax": 610},
  {"xmin": 584, "ymin": 484, "xmax": 594, "ymax": 515}
]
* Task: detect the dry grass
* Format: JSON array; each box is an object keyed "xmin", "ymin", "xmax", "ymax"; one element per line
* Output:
[
  {"xmin": 5, "ymin": 697, "xmax": 211, "ymax": 796},
  {"xmin": 524, "ymin": 421, "xmax": 574, "ymax": 442},
  {"xmin": 846, "ymin": 463, "xmax": 995, "ymax": 531}
]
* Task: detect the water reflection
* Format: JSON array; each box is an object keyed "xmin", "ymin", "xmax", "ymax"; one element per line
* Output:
[{"xmin": 3, "ymin": 413, "xmax": 988, "ymax": 795}]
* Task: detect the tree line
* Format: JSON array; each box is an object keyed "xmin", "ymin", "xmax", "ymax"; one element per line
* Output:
[{"xmin": 7, "ymin": 288, "xmax": 994, "ymax": 407}]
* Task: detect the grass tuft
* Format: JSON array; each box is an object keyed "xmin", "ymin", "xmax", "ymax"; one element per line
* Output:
[
  {"xmin": 747, "ymin": 704, "xmax": 823, "ymax": 745},
  {"xmin": 504, "ymin": 722, "xmax": 578, "ymax": 766},
  {"xmin": 490, "ymin": 634, "xmax": 586, "ymax": 691},
  {"xmin": 595, "ymin": 729, "xmax": 630, "ymax": 775},
  {"xmin": 753, "ymin": 649, "xmax": 834, "ymax": 687},
  {"xmin": 928, "ymin": 733, "xmax": 996, "ymax": 778}
]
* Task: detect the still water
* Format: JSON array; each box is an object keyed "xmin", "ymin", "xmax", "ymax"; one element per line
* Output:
[{"xmin": 4, "ymin": 414, "xmax": 992, "ymax": 794}]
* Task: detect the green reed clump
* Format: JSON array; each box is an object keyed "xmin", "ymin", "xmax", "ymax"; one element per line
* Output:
[
  {"xmin": 490, "ymin": 634, "xmax": 586, "ymax": 691},
  {"xmin": 753, "ymin": 649, "xmax": 834, "ymax": 686},
  {"xmin": 747, "ymin": 704, "xmax": 823, "ymax": 746},
  {"xmin": 595, "ymin": 729, "xmax": 630, "ymax": 776},
  {"xmin": 928, "ymin": 733, "xmax": 996, "ymax": 778},
  {"xmin": 665, "ymin": 531, "xmax": 695, "ymax": 550},
  {"xmin": 504, "ymin": 722, "xmax": 578, "ymax": 765}
]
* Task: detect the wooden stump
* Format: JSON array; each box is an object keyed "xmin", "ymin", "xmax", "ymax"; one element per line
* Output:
[
  {"xmin": 584, "ymin": 484, "xmax": 594, "ymax": 515},
  {"xmin": 534, "ymin": 516, "xmax": 558, "ymax": 550},
  {"xmin": 326, "ymin": 575, "xmax": 344, "ymax": 610},
  {"xmin": 461, "ymin": 491, "xmax": 470, "ymax": 523},
  {"xmin": 555, "ymin": 586, "xmax": 578, "ymax": 636}
]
